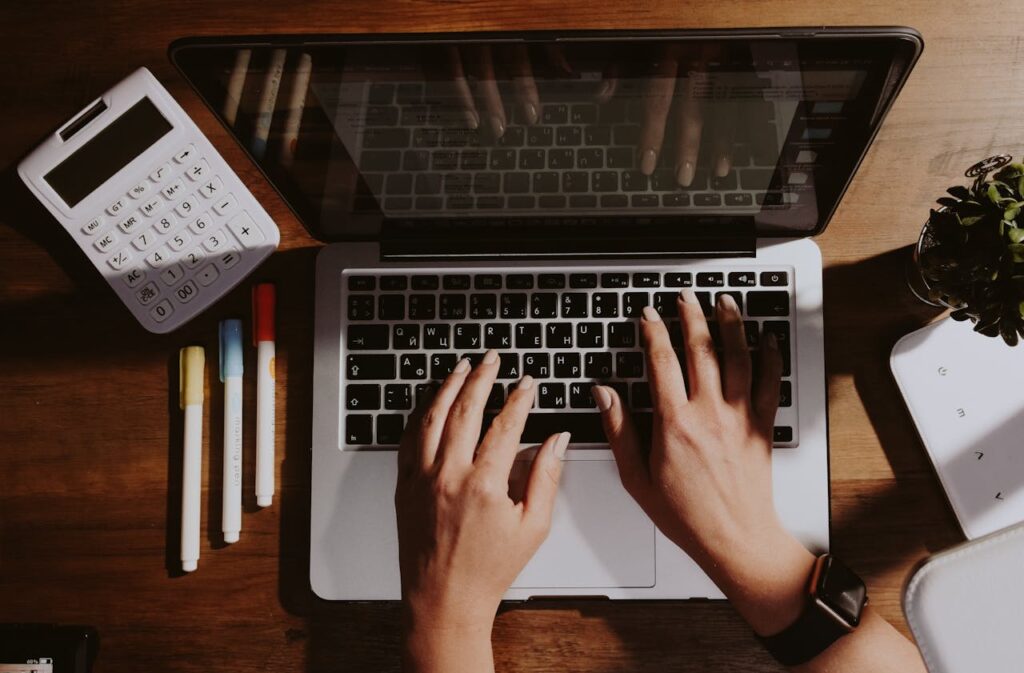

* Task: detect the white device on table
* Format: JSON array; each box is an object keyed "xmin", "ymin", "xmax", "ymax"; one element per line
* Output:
[
  {"xmin": 17, "ymin": 67, "xmax": 280, "ymax": 334},
  {"xmin": 903, "ymin": 521, "xmax": 1024, "ymax": 672},
  {"xmin": 891, "ymin": 317, "xmax": 1024, "ymax": 539}
]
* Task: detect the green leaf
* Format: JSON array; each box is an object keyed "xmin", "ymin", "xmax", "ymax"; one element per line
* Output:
[
  {"xmin": 1010, "ymin": 243, "xmax": 1024, "ymax": 263},
  {"xmin": 1009, "ymin": 227, "xmax": 1024, "ymax": 243},
  {"xmin": 1019, "ymin": 301, "xmax": 1024, "ymax": 319},
  {"xmin": 961, "ymin": 215, "xmax": 984, "ymax": 226}
]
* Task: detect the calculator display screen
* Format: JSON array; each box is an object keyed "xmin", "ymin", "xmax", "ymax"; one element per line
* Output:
[{"xmin": 45, "ymin": 97, "xmax": 173, "ymax": 208}]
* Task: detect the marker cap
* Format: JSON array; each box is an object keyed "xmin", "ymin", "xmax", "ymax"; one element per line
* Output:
[
  {"xmin": 252, "ymin": 283, "xmax": 276, "ymax": 344},
  {"xmin": 179, "ymin": 346, "xmax": 205, "ymax": 409},
  {"xmin": 219, "ymin": 319, "xmax": 244, "ymax": 381}
]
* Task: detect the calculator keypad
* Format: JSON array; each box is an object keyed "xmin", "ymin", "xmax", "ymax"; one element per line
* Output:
[{"xmin": 86, "ymin": 144, "xmax": 273, "ymax": 326}]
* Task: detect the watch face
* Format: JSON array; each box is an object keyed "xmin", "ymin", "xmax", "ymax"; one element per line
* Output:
[{"xmin": 816, "ymin": 556, "xmax": 867, "ymax": 627}]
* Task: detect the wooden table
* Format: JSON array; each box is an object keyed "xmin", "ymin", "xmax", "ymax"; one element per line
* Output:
[{"xmin": 2, "ymin": 1, "xmax": 1014, "ymax": 670}]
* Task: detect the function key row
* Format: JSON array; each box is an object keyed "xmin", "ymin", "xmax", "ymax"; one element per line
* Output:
[{"xmin": 348, "ymin": 271, "xmax": 789, "ymax": 292}]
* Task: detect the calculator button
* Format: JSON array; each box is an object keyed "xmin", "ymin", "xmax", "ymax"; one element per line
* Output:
[
  {"xmin": 182, "ymin": 247, "xmax": 206, "ymax": 269},
  {"xmin": 132, "ymin": 230, "xmax": 156, "ymax": 251},
  {"xmin": 199, "ymin": 177, "xmax": 224, "ymax": 199},
  {"xmin": 117, "ymin": 213, "xmax": 142, "ymax": 235},
  {"xmin": 212, "ymin": 194, "xmax": 238, "ymax": 217},
  {"xmin": 82, "ymin": 217, "xmax": 104, "ymax": 235},
  {"xmin": 154, "ymin": 214, "xmax": 176, "ymax": 233},
  {"xmin": 145, "ymin": 246, "xmax": 172, "ymax": 268},
  {"xmin": 149, "ymin": 299, "xmax": 174, "ymax": 323},
  {"xmin": 123, "ymin": 268, "xmax": 146, "ymax": 288},
  {"xmin": 107, "ymin": 198, "xmax": 127, "ymax": 216},
  {"xmin": 185, "ymin": 160, "xmax": 210, "ymax": 182},
  {"xmin": 188, "ymin": 212, "xmax": 213, "ymax": 235},
  {"xmin": 168, "ymin": 230, "xmax": 192, "ymax": 252},
  {"xmin": 203, "ymin": 229, "xmax": 228, "ymax": 252},
  {"xmin": 197, "ymin": 264, "xmax": 220, "ymax": 286},
  {"xmin": 175, "ymin": 196, "xmax": 199, "ymax": 218},
  {"xmin": 136, "ymin": 282, "xmax": 160, "ymax": 306},
  {"xmin": 160, "ymin": 263, "xmax": 185, "ymax": 286},
  {"xmin": 128, "ymin": 180, "xmax": 150, "ymax": 200},
  {"xmin": 149, "ymin": 163, "xmax": 172, "ymax": 182},
  {"xmin": 140, "ymin": 197, "xmax": 163, "ymax": 217},
  {"xmin": 173, "ymin": 145, "xmax": 197, "ymax": 164},
  {"xmin": 94, "ymin": 231, "xmax": 118, "ymax": 253},
  {"xmin": 160, "ymin": 179, "xmax": 185, "ymax": 201},
  {"xmin": 107, "ymin": 248, "xmax": 132, "ymax": 270},
  {"xmin": 218, "ymin": 249, "xmax": 241, "ymax": 270},
  {"xmin": 226, "ymin": 212, "xmax": 265, "ymax": 248},
  {"xmin": 173, "ymin": 280, "xmax": 200, "ymax": 304}
]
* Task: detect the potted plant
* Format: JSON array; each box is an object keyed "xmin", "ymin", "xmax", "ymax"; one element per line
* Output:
[{"xmin": 910, "ymin": 154, "xmax": 1024, "ymax": 346}]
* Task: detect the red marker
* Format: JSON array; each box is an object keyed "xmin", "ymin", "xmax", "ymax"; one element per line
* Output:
[{"xmin": 253, "ymin": 283, "xmax": 276, "ymax": 507}]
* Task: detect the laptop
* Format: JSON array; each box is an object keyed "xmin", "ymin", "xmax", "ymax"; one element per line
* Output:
[{"xmin": 171, "ymin": 28, "xmax": 923, "ymax": 599}]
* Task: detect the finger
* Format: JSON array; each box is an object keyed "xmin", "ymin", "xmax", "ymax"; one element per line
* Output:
[
  {"xmin": 593, "ymin": 385, "xmax": 649, "ymax": 494},
  {"xmin": 508, "ymin": 44, "xmax": 540, "ymax": 125},
  {"xmin": 717, "ymin": 293, "xmax": 752, "ymax": 405},
  {"xmin": 475, "ymin": 375, "xmax": 536, "ymax": 478},
  {"xmin": 639, "ymin": 306, "xmax": 689, "ymax": 414},
  {"xmin": 418, "ymin": 358, "xmax": 471, "ymax": 469},
  {"xmin": 447, "ymin": 46, "xmax": 480, "ymax": 129},
  {"xmin": 753, "ymin": 332, "xmax": 783, "ymax": 437},
  {"xmin": 544, "ymin": 44, "xmax": 574, "ymax": 76},
  {"xmin": 709, "ymin": 100, "xmax": 738, "ymax": 178},
  {"xmin": 398, "ymin": 384, "xmax": 436, "ymax": 478},
  {"xmin": 675, "ymin": 74, "xmax": 704, "ymax": 187},
  {"xmin": 596, "ymin": 61, "xmax": 620, "ymax": 102},
  {"xmin": 469, "ymin": 46, "xmax": 507, "ymax": 140},
  {"xmin": 637, "ymin": 52, "xmax": 678, "ymax": 175},
  {"xmin": 437, "ymin": 349, "xmax": 501, "ymax": 468},
  {"xmin": 678, "ymin": 289, "xmax": 722, "ymax": 400},
  {"xmin": 522, "ymin": 432, "xmax": 570, "ymax": 527}
]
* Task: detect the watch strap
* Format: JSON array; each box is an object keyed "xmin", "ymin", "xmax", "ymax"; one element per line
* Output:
[{"xmin": 757, "ymin": 600, "xmax": 848, "ymax": 666}]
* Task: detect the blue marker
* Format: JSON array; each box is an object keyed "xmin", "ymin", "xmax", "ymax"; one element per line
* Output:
[{"xmin": 219, "ymin": 319, "xmax": 244, "ymax": 543}]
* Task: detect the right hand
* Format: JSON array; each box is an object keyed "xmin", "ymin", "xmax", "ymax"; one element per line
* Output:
[{"xmin": 593, "ymin": 290, "xmax": 816, "ymax": 636}]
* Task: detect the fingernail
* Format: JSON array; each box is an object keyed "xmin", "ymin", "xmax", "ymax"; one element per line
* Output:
[
  {"xmin": 764, "ymin": 332, "xmax": 778, "ymax": 350},
  {"xmin": 597, "ymin": 79, "xmax": 615, "ymax": 100},
  {"xmin": 488, "ymin": 114, "xmax": 505, "ymax": 139},
  {"xmin": 640, "ymin": 149, "xmax": 657, "ymax": 175},
  {"xmin": 483, "ymin": 349, "xmax": 499, "ymax": 364},
  {"xmin": 680, "ymin": 288, "xmax": 698, "ymax": 304},
  {"xmin": 677, "ymin": 160, "xmax": 695, "ymax": 187},
  {"xmin": 718, "ymin": 293, "xmax": 739, "ymax": 313},
  {"xmin": 642, "ymin": 305, "xmax": 662, "ymax": 322},
  {"xmin": 518, "ymin": 374, "xmax": 534, "ymax": 390},
  {"xmin": 454, "ymin": 357, "xmax": 471, "ymax": 373},
  {"xmin": 554, "ymin": 431, "xmax": 571, "ymax": 459},
  {"xmin": 715, "ymin": 155, "xmax": 731, "ymax": 178},
  {"xmin": 592, "ymin": 385, "xmax": 612, "ymax": 411},
  {"xmin": 524, "ymin": 102, "xmax": 539, "ymax": 125},
  {"xmin": 464, "ymin": 109, "xmax": 480, "ymax": 130}
]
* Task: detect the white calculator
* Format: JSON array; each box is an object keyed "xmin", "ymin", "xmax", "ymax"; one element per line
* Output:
[{"xmin": 18, "ymin": 67, "xmax": 280, "ymax": 333}]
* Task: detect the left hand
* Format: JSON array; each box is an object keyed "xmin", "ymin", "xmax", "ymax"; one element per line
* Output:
[{"xmin": 396, "ymin": 350, "xmax": 569, "ymax": 660}]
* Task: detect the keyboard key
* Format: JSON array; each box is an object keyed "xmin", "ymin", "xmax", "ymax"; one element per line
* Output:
[
  {"xmin": 539, "ymin": 195, "xmax": 566, "ymax": 209},
  {"xmin": 523, "ymin": 353, "xmax": 550, "ymax": 378},
  {"xmin": 454, "ymin": 324, "xmax": 482, "ymax": 350},
  {"xmin": 519, "ymin": 149, "xmax": 546, "ymax": 169},
  {"xmin": 508, "ymin": 195, "xmax": 535, "ymax": 208},
  {"xmin": 556, "ymin": 126, "xmax": 582, "ymax": 146},
  {"xmin": 601, "ymin": 273, "xmax": 629, "ymax": 288},
  {"xmin": 379, "ymin": 295, "xmax": 405, "ymax": 320},
  {"xmin": 348, "ymin": 295, "xmax": 374, "ymax": 320},
  {"xmin": 504, "ymin": 172, "xmax": 530, "ymax": 194},
  {"xmin": 547, "ymin": 149, "xmax": 573, "ymax": 170},
  {"xmin": 203, "ymin": 230, "xmax": 229, "ymax": 253},
  {"xmin": 408, "ymin": 294, "xmax": 436, "ymax": 320},
  {"xmin": 621, "ymin": 170, "xmax": 649, "ymax": 191},
  {"xmin": 747, "ymin": 292, "xmax": 790, "ymax": 317},
  {"xmin": 538, "ymin": 273, "xmax": 565, "ymax": 289},
  {"xmin": 545, "ymin": 323, "xmax": 573, "ymax": 348},
  {"xmin": 393, "ymin": 325, "xmax": 420, "ymax": 350},
  {"xmin": 123, "ymin": 268, "xmax": 146, "ymax": 288},
  {"xmin": 346, "ymin": 384, "xmax": 381, "ymax": 410},
  {"xmin": 149, "ymin": 299, "xmax": 174, "ymax": 323},
  {"xmin": 411, "ymin": 275, "xmax": 439, "ymax": 290},
  {"xmin": 763, "ymin": 321, "xmax": 792, "ymax": 375},
  {"xmin": 554, "ymin": 353, "xmax": 581, "ymax": 378},
  {"xmin": 663, "ymin": 193, "xmax": 691, "ymax": 207},
  {"xmin": 506, "ymin": 274, "xmax": 534, "ymax": 289},
  {"xmin": 144, "ymin": 245, "xmax": 170, "ymax": 268},
  {"xmin": 531, "ymin": 293, "xmax": 558, "ymax": 318},
  {"xmin": 592, "ymin": 172, "xmax": 618, "ymax": 192},
  {"xmin": 607, "ymin": 147, "xmax": 634, "ymax": 169},
  {"xmin": 591, "ymin": 293, "xmax": 618, "ymax": 318},
  {"xmin": 348, "ymin": 275, "xmax": 375, "ymax": 291},
  {"xmin": 486, "ymin": 384, "xmax": 505, "ymax": 410},
  {"xmin": 439, "ymin": 294, "xmax": 467, "ymax": 319},
  {"xmin": 500, "ymin": 293, "xmax": 527, "ymax": 319},
  {"xmin": 779, "ymin": 381, "xmax": 792, "ymax": 407},
  {"xmin": 725, "ymin": 193, "xmax": 753, "ymax": 206},
  {"xmin": 182, "ymin": 247, "xmax": 206, "ymax": 269},
  {"xmin": 576, "ymin": 322, "xmax": 604, "ymax": 348},
  {"xmin": 172, "ymin": 280, "xmax": 200, "ymax": 304},
  {"xmin": 401, "ymin": 353, "xmax": 428, "ymax": 379},
  {"xmin": 470, "ymin": 294, "xmax": 497, "ymax": 319},
  {"xmin": 631, "ymin": 383, "xmax": 653, "ymax": 409},
  {"xmin": 348, "ymin": 324, "xmax": 388, "ymax": 350},
  {"xmin": 760, "ymin": 271, "xmax": 789, "ymax": 286},
  {"xmin": 219, "ymin": 249, "xmax": 241, "ymax": 271},
  {"xmin": 160, "ymin": 263, "xmax": 185, "ymax": 286},
  {"xmin": 773, "ymin": 426, "xmax": 794, "ymax": 443},
  {"xmin": 347, "ymin": 354, "xmax": 395, "ymax": 380},
  {"xmin": 697, "ymin": 272, "xmax": 725, "ymax": 287},
  {"xmin": 577, "ymin": 148, "xmax": 604, "ymax": 168},
  {"xmin": 570, "ymin": 382, "xmax": 596, "ymax": 408},
  {"xmin": 380, "ymin": 276, "xmax": 408, "ymax": 291},
  {"xmin": 497, "ymin": 353, "xmax": 520, "ymax": 379},
  {"xmin": 561, "ymin": 293, "xmax": 588, "ymax": 318},
  {"xmin": 423, "ymin": 324, "xmax": 450, "ymax": 349},
  {"xmin": 117, "ymin": 213, "xmax": 142, "ymax": 235},
  {"xmin": 527, "ymin": 127, "xmax": 553, "ymax": 146},
  {"xmin": 385, "ymin": 384, "xmax": 412, "ymax": 410},
  {"xmin": 345, "ymin": 415, "xmax": 373, "ymax": 444},
  {"xmin": 695, "ymin": 291, "xmax": 713, "ymax": 317},
  {"xmin": 188, "ymin": 213, "xmax": 212, "ymax": 235},
  {"xmin": 135, "ymin": 282, "xmax": 160, "ymax": 306},
  {"xmin": 82, "ymin": 217, "xmax": 104, "ymax": 235},
  {"xmin": 569, "ymin": 194, "xmax": 597, "ymax": 208},
  {"xmin": 516, "ymin": 411, "xmax": 649, "ymax": 444},
  {"xmin": 569, "ymin": 273, "xmax": 598, "ymax": 289},
  {"xmin": 94, "ymin": 231, "xmax": 118, "ymax": 253},
  {"xmin": 653, "ymin": 292, "xmax": 680, "ymax": 317},
  {"xmin": 474, "ymin": 274, "xmax": 502, "ymax": 290},
  {"xmin": 608, "ymin": 322, "xmax": 636, "ymax": 348},
  {"xmin": 633, "ymin": 272, "xmax": 660, "ymax": 287},
  {"xmin": 168, "ymin": 230, "xmax": 191, "ymax": 252},
  {"xmin": 729, "ymin": 272, "xmax": 757, "ymax": 287},
  {"xmin": 585, "ymin": 352, "xmax": 613, "ymax": 378},
  {"xmin": 695, "ymin": 193, "xmax": 722, "ymax": 207},
  {"xmin": 515, "ymin": 323, "xmax": 542, "ymax": 349},
  {"xmin": 443, "ymin": 274, "xmax": 471, "ymax": 290},
  {"xmin": 107, "ymin": 248, "xmax": 132, "ymax": 271},
  {"xmin": 226, "ymin": 212, "xmax": 265, "ymax": 248},
  {"xmin": 623, "ymin": 292, "xmax": 649, "ymax": 317},
  {"xmin": 175, "ymin": 196, "xmax": 199, "ymax": 218},
  {"xmin": 616, "ymin": 352, "xmax": 644, "ymax": 378},
  {"xmin": 484, "ymin": 323, "xmax": 512, "ymax": 349},
  {"xmin": 539, "ymin": 382, "xmax": 566, "ymax": 408},
  {"xmin": 377, "ymin": 415, "xmax": 405, "ymax": 445}
]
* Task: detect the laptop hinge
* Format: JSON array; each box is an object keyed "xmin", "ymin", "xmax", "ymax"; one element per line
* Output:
[{"xmin": 379, "ymin": 216, "xmax": 756, "ymax": 261}]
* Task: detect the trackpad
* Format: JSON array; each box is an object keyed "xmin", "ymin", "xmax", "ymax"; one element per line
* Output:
[{"xmin": 509, "ymin": 457, "xmax": 655, "ymax": 590}]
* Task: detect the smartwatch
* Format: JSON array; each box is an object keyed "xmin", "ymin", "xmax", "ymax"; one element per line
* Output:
[{"xmin": 758, "ymin": 554, "xmax": 868, "ymax": 666}]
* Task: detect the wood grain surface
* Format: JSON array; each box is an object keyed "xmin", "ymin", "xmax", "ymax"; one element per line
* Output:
[{"xmin": 2, "ymin": 1, "xmax": 1016, "ymax": 671}]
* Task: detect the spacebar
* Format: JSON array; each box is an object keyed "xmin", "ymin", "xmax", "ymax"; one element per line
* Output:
[{"xmin": 484, "ymin": 412, "xmax": 653, "ymax": 445}]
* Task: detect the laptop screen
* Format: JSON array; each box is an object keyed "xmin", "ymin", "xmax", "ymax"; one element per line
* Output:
[{"xmin": 172, "ymin": 31, "xmax": 920, "ymax": 244}]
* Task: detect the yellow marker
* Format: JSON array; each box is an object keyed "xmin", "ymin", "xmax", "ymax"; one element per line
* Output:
[{"xmin": 179, "ymin": 346, "xmax": 205, "ymax": 572}]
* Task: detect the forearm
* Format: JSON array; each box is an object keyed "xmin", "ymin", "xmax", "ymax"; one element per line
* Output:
[
  {"xmin": 792, "ymin": 607, "xmax": 925, "ymax": 673},
  {"xmin": 402, "ymin": 608, "xmax": 495, "ymax": 673}
]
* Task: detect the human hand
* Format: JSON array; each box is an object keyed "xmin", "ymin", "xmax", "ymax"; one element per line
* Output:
[
  {"xmin": 396, "ymin": 350, "xmax": 569, "ymax": 670},
  {"xmin": 443, "ymin": 44, "xmax": 545, "ymax": 138},
  {"xmin": 593, "ymin": 291, "xmax": 815, "ymax": 636}
]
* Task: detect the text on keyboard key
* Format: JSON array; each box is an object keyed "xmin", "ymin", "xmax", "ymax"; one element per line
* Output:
[{"xmin": 347, "ymin": 354, "xmax": 396, "ymax": 380}]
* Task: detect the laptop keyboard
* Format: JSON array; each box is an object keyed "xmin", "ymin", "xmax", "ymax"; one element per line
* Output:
[{"xmin": 341, "ymin": 266, "xmax": 797, "ymax": 449}]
